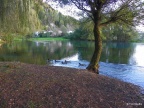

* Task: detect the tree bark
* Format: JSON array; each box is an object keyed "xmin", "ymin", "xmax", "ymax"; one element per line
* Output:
[{"xmin": 86, "ymin": 23, "xmax": 102, "ymax": 74}]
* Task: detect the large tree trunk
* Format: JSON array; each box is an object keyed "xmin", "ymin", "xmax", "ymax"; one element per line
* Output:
[{"xmin": 86, "ymin": 23, "xmax": 102, "ymax": 74}]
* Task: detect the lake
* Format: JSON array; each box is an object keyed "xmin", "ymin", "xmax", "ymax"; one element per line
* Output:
[{"xmin": 0, "ymin": 40, "xmax": 144, "ymax": 89}]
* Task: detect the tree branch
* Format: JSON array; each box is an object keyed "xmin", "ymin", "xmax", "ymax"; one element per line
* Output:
[
  {"xmin": 70, "ymin": 0, "xmax": 91, "ymax": 13},
  {"xmin": 99, "ymin": 0, "xmax": 133, "ymax": 27}
]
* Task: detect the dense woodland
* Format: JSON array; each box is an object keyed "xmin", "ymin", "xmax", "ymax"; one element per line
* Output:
[
  {"xmin": 0, "ymin": 0, "xmax": 143, "ymax": 42},
  {"xmin": 0, "ymin": 0, "xmax": 41, "ymax": 35},
  {"xmin": 67, "ymin": 19, "xmax": 139, "ymax": 42},
  {"xmin": 0, "ymin": 0, "xmax": 78, "ymax": 41}
]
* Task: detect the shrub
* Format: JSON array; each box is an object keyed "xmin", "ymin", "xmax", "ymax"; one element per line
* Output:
[
  {"xmin": 66, "ymin": 28, "xmax": 89, "ymax": 40},
  {"xmin": 1, "ymin": 34, "xmax": 14, "ymax": 43},
  {"xmin": 38, "ymin": 32, "xmax": 50, "ymax": 37}
]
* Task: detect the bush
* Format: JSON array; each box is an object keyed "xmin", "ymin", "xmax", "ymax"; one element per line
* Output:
[
  {"xmin": 38, "ymin": 32, "xmax": 50, "ymax": 37},
  {"xmin": 1, "ymin": 34, "xmax": 14, "ymax": 43},
  {"xmin": 66, "ymin": 28, "xmax": 89, "ymax": 40},
  {"xmin": 26, "ymin": 33, "xmax": 33, "ymax": 38}
]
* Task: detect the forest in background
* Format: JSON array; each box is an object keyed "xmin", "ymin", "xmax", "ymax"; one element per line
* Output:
[
  {"xmin": 67, "ymin": 19, "xmax": 141, "ymax": 42},
  {"xmin": 0, "ymin": 0, "xmax": 143, "ymax": 42},
  {"xmin": 0, "ymin": 0, "xmax": 78, "ymax": 42}
]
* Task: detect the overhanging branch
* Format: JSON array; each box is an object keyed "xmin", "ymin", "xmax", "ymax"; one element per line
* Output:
[{"xmin": 70, "ymin": 0, "xmax": 91, "ymax": 13}]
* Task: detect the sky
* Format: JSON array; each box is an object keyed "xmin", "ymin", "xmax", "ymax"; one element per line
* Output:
[
  {"xmin": 43, "ymin": 0, "xmax": 82, "ymax": 20},
  {"xmin": 136, "ymin": 25, "xmax": 144, "ymax": 32},
  {"xmin": 43, "ymin": 0, "xmax": 144, "ymax": 32}
]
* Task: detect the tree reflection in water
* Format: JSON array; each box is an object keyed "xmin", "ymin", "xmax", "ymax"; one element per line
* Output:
[{"xmin": 1, "ymin": 41, "xmax": 144, "ymax": 88}]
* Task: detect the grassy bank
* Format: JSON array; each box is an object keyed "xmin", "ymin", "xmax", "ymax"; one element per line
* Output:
[
  {"xmin": 11, "ymin": 33, "xmax": 69, "ymax": 42},
  {"xmin": 0, "ymin": 62, "xmax": 143, "ymax": 108},
  {"xmin": 28, "ymin": 37, "xmax": 69, "ymax": 42}
]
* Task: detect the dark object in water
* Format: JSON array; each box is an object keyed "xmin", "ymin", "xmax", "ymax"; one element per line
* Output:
[
  {"xmin": 65, "ymin": 60, "xmax": 71, "ymax": 63},
  {"xmin": 79, "ymin": 63, "xmax": 86, "ymax": 66},
  {"xmin": 55, "ymin": 60, "xmax": 61, "ymax": 63},
  {"xmin": 61, "ymin": 60, "xmax": 68, "ymax": 64},
  {"xmin": 47, "ymin": 59, "xmax": 51, "ymax": 62}
]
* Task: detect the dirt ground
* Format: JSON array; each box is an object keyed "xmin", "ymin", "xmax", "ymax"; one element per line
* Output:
[{"xmin": 0, "ymin": 62, "xmax": 143, "ymax": 108}]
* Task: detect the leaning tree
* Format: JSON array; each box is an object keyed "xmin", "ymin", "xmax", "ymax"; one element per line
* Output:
[{"xmin": 49, "ymin": 0, "xmax": 144, "ymax": 73}]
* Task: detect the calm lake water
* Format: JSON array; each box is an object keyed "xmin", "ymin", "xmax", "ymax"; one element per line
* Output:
[{"xmin": 0, "ymin": 40, "xmax": 144, "ymax": 89}]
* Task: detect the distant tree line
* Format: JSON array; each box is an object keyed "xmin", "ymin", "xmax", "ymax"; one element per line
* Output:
[
  {"xmin": 67, "ymin": 19, "xmax": 139, "ymax": 42},
  {"xmin": 0, "ymin": 0, "xmax": 79, "ymax": 41}
]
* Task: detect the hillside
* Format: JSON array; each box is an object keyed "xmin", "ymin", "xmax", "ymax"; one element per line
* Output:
[
  {"xmin": 0, "ymin": 0, "xmax": 79, "ymax": 38},
  {"xmin": 36, "ymin": 2, "xmax": 79, "ymax": 36}
]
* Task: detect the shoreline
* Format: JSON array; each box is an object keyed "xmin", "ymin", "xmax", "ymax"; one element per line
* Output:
[{"xmin": 0, "ymin": 62, "xmax": 144, "ymax": 107}]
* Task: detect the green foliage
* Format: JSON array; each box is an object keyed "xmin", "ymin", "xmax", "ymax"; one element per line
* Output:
[
  {"xmin": 0, "ymin": 0, "xmax": 41, "ymax": 35},
  {"xmin": 71, "ymin": 19, "xmax": 139, "ymax": 42},
  {"xmin": 66, "ymin": 27, "xmax": 89, "ymax": 40},
  {"xmin": 36, "ymin": 3, "xmax": 78, "ymax": 29},
  {"xmin": 39, "ymin": 32, "xmax": 51, "ymax": 37},
  {"xmin": 29, "ymin": 37, "xmax": 68, "ymax": 41},
  {"xmin": 102, "ymin": 24, "xmax": 139, "ymax": 42},
  {"xmin": 55, "ymin": 21, "xmax": 61, "ymax": 27},
  {"xmin": 138, "ymin": 32, "xmax": 144, "ymax": 42},
  {"xmin": 60, "ymin": 25, "xmax": 67, "ymax": 34},
  {"xmin": 0, "ymin": 0, "xmax": 79, "ymax": 40},
  {"xmin": 1, "ymin": 34, "xmax": 14, "ymax": 43},
  {"xmin": 52, "ymin": 0, "xmax": 143, "ymax": 42}
]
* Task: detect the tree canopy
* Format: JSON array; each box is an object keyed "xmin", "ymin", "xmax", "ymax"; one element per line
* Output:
[
  {"xmin": 0, "ymin": 0, "xmax": 78, "ymax": 39},
  {"xmin": 0, "ymin": 0, "xmax": 41, "ymax": 35},
  {"xmin": 49, "ymin": 0, "xmax": 144, "ymax": 73},
  {"xmin": 51, "ymin": 0, "xmax": 144, "ymax": 26}
]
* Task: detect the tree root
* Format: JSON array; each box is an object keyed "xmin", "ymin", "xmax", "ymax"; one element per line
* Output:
[{"xmin": 86, "ymin": 65, "xmax": 99, "ymax": 74}]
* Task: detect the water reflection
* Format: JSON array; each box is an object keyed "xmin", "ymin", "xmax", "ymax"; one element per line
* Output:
[
  {"xmin": 132, "ymin": 44, "xmax": 144, "ymax": 66},
  {"xmin": 63, "ymin": 53, "xmax": 79, "ymax": 61},
  {"xmin": 101, "ymin": 42, "xmax": 134, "ymax": 64},
  {"xmin": 0, "ymin": 41, "xmax": 143, "ymax": 67},
  {"xmin": 100, "ymin": 62, "xmax": 144, "ymax": 88},
  {"xmin": 0, "ymin": 41, "xmax": 76, "ymax": 64},
  {"xmin": 0, "ymin": 40, "xmax": 144, "ymax": 88}
]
